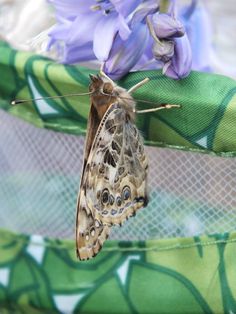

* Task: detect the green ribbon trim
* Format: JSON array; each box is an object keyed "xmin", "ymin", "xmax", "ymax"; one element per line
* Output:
[
  {"xmin": 1, "ymin": 228, "xmax": 236, "ymax": 252},
  {"xmin": 1, "ymin": 41, "xmax": 236, "ymax": 156}
]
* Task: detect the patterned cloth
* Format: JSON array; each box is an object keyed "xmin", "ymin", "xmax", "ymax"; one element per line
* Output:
[
  {"xmin": 0, "ymin": 229, "xmax": 236, "ymax": 313},
  {"xmin": 1, "ymin": 41, "xmax": 236, "ymax": 155},
  {"xmin": 0, "ymin": 40, "xmax": 236, "ymax": 313}
]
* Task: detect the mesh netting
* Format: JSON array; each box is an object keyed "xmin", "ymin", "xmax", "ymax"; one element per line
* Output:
[{"xmin": 0, "ymin": 109, "xmax": 235, "ymax": 241}]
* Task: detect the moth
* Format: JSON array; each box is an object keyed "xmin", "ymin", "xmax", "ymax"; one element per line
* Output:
[
  {"xmin": 11, "ymin": 72, "xmax": 179, "ymax": 261},
  {"xmin": 76, "ymin": 72, "xmax": 179, "ymax": 261}
]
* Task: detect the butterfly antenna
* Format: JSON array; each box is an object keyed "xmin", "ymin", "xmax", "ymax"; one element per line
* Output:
[
  {"xmin": 99, "ymin": 63, "xmax": 114, "ymax": 84},
  {"xmin": 11, "ymin": 91, "xmax": 94, "ymax": 105}
]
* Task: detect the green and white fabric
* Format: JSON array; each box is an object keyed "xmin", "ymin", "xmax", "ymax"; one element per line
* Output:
[{"xmin": 0, "ymin": 41, "xmax": 236, "ymax": 313}]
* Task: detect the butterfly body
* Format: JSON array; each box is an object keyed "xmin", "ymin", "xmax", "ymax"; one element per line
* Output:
[{"xmin": 76, "ymin": 74, "xmax": 148, "ymax": 260}]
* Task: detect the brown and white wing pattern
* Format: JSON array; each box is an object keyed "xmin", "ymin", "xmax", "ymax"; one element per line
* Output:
[{"xmin": 76, "ymin": 102, "xmax": 148, "ymax": 260}]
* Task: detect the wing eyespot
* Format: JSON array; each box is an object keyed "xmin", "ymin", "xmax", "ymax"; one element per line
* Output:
[
  {"xmin": 101, "ymin": 188, "xmax": 109, "ymax": 204},
  {"xmin": 111, "ymin": 209, "xmax": 117, "ymax": 215},
  {"xmin": 116, "ymin": 196, "xmax": 122, "ymax": 207},
  {"xmin": 109, "ymin": 194, "xmax": 115, "ymax": 205},
  {"xmin": 122, "ymin": 186, "xmax": 131, "ymax": 201}
]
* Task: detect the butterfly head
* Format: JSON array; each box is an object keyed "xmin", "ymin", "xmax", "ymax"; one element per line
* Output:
[
  {"xmin": 89, "ymin": 74, "xmax": 116, "ymax": 99},
  {"xmin": 89, "ymin": 74, "xmax": 135, "ymax": 120},
  {"xmin": 89, "ymin": 74, "xmax": 118, "ymax": 119}
]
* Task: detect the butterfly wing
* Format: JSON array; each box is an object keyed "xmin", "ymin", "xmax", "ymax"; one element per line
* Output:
[
  {"xmin": 76, "ymin": 103, "xmax": 110, "ymax": 260},
  {"xmin": 76, "ymin": 102, "xmax": 148, "ymax": 260}
]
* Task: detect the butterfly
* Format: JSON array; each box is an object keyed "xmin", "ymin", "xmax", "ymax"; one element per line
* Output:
[
  {"xmin": 10, "ymin": 71, "xmax": 179, "ymax": 261},
  {"xmin": 76, "ymin": 73, "xmax": 151, "ymax": 260},
  {"xmin": 11, "ymin": 72, "xmax": 148, "ymax": 261}
]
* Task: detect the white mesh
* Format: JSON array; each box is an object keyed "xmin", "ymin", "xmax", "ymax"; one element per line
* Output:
[{"xmin": 0, "ymin": 109, "xmax": 235, "ymax": 240}]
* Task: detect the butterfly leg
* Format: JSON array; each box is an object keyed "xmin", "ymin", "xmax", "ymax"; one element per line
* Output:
[
  {"xmin": 128, "ymin": 78, "xmax": 150, "ymax": 94},
  {"xmin": 99, "ymin": 63, "xmax": 150, "ymax": 94}
]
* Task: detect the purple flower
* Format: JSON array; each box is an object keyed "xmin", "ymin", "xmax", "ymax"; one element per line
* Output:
[
  {"xmin": 147, "ymin": 0, "xmax": 192, "ymax": 79},
  {"xmin": 48, "ymin": 0, "xmax": 154, "ymax": 63},
  {"xmin": 48, "ymin": 0, "xmax": 159, "ymax": 78},
  {"xmin": 163, "ymin": 34, "xmax": 192, "ymax": 79},
  {"xmin": 47, "ymin": 0, "xmax": 195, "ymax": 80},
  {"xmin": 104, "ymin": 22, "xmax": 150, "ymax": 80},
  {"xmin": 152, "ymin": 13, "xmax": 185, "ymax": 39},
  {"xmin": 103, "ymin": 0, "xmax": 158, "ymax": 79}
]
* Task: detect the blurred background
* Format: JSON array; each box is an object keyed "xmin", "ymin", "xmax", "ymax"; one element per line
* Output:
[
  {"xmin": 0, "ymin": 0, "xmax": 235, "ymax": 79},
  {"xmin": 207, "ymin": 0, "xmax": 236, "ymax": 78}
]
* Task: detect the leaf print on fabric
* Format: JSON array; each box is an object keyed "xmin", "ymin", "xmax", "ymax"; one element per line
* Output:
[
  {"xmin": 1, "ymin": 230, "xmax": 236, "ymax": 313},
  {"xmin": 213, "ymin": 93, "xmax": 236, "ymax": 152},
  {"xmin": 0, "ymin": 233, "xmax": 28, "ymax": 265},
  {"xmin": 128, "ymin": 262, "xmax": 213, "ymax": 314},
  {"xmin": 1, "ymin": 41, "xmax": 236, "ymax": 154},
  {"xmin": 8, "ymin": 254, "xmax": 55, "ymax": 312}
]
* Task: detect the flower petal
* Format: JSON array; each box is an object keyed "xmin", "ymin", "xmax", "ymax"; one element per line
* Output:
[
  {"xmin": 131, "ymin": 53, "xmax": 162, "ymax": 71},
  {"xmin": 130, "ymin": 0, "xmax": 159, "ymax": 27},
  {"xmin": 118, "ymin": 14, "xmax": 131, "ymax": 40},
  {"xmin": 93, "ymin": 14, "xmax": 118, "ymax": 61},
  {"xmin": 48, "ymin": 22, "xmax": 72, "ymax": 42},
  {"xmin": 152, "ymin": 13, "xmax": 185, "ymax": 38},
  {"xmin": 131, "ymin": 34, "xmax": 160, "ymax": 71},
  {"xmin": 49, "ymin": 0, "xmax": 94, "ymax": 16},
  {"xmin": 110, "ymin": 0, "xmax": 142, "ymax": 17},
  {"xmin": 104, "ymin": 22, "xmax": 149, "ymax": 80},
  {"xmin": 63, "ymin": 42, "xmax": 95, "ymax": 63},
  {"xmin": 163, "ymin": 34, "xmax": 192, "ymax": 79},
  {"xmin": 67, "ymin": 13, "xmax": 101, "ymax": 45}
]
